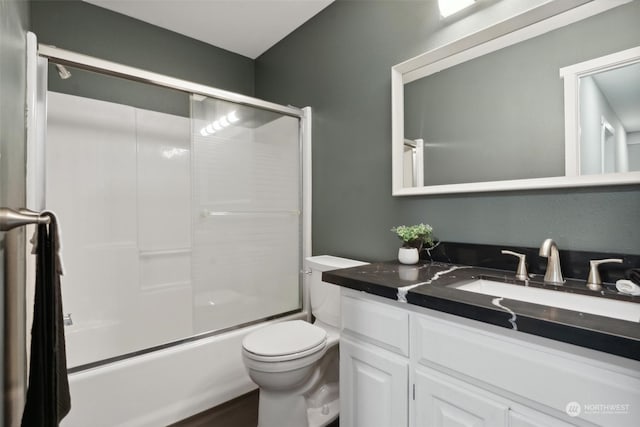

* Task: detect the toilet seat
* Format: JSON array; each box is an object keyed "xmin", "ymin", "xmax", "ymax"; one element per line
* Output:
[{"xmin": 243, "ymin": 320, "xmax": 327, "ymax": 362}]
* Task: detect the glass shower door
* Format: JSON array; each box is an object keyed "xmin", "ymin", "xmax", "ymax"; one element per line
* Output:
[
  {"xmin": 42, "ymin": 62, "xmax": 304, "ymax": 370},
  {"xmin": 191, "ymin": 96, "xmax": 301, "ymax": 333}
]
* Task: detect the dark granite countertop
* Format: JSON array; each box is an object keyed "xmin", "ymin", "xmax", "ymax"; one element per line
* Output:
[{"xmin": 324, "ymin": 260, "xmax": 640, "ymax": 361}]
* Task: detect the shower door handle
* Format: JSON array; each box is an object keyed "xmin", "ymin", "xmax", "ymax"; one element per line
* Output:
[{"xmin": 0, "ymin": 207, "xmax": 50, "ymax": 231}]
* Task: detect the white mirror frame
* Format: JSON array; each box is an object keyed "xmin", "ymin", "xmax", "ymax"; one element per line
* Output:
[{"xmin": 391, "ymin": 0, "xmax": 639, "ymax": 196}]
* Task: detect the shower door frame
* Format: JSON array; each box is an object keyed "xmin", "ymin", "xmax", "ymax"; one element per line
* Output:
[
  {"xmin": 29, "ymin": 40, "xmax": 312, "ymax": 370},
  {"xmin": 37, "ymin": 44, "xmax": 303, "ymax": 118}
]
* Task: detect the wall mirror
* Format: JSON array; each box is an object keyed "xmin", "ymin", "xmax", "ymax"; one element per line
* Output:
[{"xmin": 392, "ymin": 0, "xmax": 640, "ymax": 195}]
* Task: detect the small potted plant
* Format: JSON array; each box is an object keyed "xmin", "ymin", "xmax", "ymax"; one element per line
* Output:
[{"xmin": 391, "ymin": 223, "xmax": 434, "ymax": 264}]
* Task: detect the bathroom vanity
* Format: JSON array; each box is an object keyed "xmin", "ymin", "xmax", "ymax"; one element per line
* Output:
[{"xmin": 323, "ymin": 245, "xmax": 640, "ymax": 427}]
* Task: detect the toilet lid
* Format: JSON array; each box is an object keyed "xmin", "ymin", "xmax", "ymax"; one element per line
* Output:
[{"xmin": 242, "ymin": 320, "xmax": 327, "ymax": 357}]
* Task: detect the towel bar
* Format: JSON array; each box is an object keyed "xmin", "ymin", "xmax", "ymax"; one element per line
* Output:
[{"xmin": 0, "ymin": 207, "xmax": 51, "ymax": 231}]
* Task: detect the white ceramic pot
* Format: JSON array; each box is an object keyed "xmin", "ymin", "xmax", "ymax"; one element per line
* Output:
[{"xmin": 398, "ymin": 247, "xmax": 419, "ymax": 265}]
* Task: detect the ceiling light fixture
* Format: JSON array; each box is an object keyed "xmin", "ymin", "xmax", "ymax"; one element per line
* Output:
[{"xmin": 438, "ymin": 0, "xmax": 476, "ymax": 18}]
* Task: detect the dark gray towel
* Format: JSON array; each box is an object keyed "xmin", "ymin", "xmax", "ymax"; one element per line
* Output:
[{"xmin": 21, "ymin": 219, "xmax": 71, "ymax": 426}]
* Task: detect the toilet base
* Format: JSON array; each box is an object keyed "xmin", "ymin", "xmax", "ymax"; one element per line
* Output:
[
  {"xmin": 258, "ymin": 391, "xmax": 307, "ymax": 427},
  {"xmin": 256, "ymin": 349, "xmax": 339, "ymax": 427},
  {"xmin": 257, "ymin": 389, "xmax": 338, "ymax": 427},
  {"xmin": 307, "ymin": 397, "xmax": 339, "ymax": 427}
]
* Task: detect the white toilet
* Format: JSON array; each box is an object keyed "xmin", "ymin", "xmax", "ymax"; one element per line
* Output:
[{"xmin": 242, "ymin": 255, "xmax": 367, "ymax": 427}]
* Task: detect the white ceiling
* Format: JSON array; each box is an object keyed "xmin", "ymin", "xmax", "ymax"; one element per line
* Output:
[{"xmin": 83, "ymin": 0, "xmax": 334, "ymax": 59}]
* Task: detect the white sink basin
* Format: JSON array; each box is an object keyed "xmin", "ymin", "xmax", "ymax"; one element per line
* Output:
[{"xmin": 454, "ymin": 279, "xmax": 640, "ymax": 323}]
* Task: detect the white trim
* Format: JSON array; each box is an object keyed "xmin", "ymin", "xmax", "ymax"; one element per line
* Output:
[
  {"xmin": 393, "ymin": 172, "xmax": 640, "ymax": 196},
  {"xmin": 302, "ymin": 106, "xmax": 313, "ymax": 322},
  {"xmin": 391, "ymin": 0, "xmax": 638, "ymax": 196},
  {"xmin": 391, "ymin": 66, "xmax": 405, "ymax": 194},
  {"xmin": 26, "ymin": 32, "xmax": 47, "ymax": 211},
  {"xmin": 26, "ymin": 32, "xmax": 38, "ymax": 209},
  {"xmin": 559, "ymin": 45, "xmax": 640, "ymax": 79},
  {"xmin": 302, "ymin": 107, "xmax": 312, "ymax": 261}
]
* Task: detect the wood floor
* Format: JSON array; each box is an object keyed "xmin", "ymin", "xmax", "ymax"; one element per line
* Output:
[
  {"xmin": 170, "ymin": 391, "xmax": 259, "ymax": 427},
  {"xmin": 171, "ymin": 390, "xmax": 339, "ymax": 427}
]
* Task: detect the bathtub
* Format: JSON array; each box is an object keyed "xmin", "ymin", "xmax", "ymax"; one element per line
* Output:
[{"xmin": 61, "ymin": 312, "xmax": 305, "ymax": 427}]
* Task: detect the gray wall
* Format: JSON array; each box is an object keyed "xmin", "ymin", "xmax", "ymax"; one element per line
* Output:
[
  {"xmin": 30, "ymin": 0, "xmax": 255, "ymax": 100},
  {"xmin": 1, "ymin": 0, "xmax": 30, "ymax": 423},
  {"xmin": 256, "ymin": 0, "xmax": 640, "ymax": 259}
]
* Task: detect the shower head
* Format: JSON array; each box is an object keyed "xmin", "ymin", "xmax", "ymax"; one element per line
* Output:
[{"xmin": 54, "ymin": 64, "xmax": 72, "ymax": 80}]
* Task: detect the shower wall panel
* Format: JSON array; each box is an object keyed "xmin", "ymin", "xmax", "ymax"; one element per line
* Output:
[
  {"xmin": 134, "ymin": 108, "xmax": 193, "ymax": 348},
  {"xmin": 46, "ymin": 92, "xmax": 192, "ymax": 368}
]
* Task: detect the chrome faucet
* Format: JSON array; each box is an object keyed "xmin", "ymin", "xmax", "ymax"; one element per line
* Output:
[{"xmin": 539, "ymin": 239, "xmax": 564, "ymax": 284}]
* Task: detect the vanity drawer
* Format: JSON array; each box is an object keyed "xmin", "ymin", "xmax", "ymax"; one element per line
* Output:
[{"xmin": 341, "ymin": 292, "xmax": 409, "ymax": 356}]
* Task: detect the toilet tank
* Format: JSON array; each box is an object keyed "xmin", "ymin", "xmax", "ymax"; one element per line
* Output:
[{"xmin": 305, "ymin": 255, "xmax": 368, "ymax": 328}]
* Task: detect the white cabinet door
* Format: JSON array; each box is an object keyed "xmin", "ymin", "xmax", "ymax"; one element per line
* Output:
[
  {"xmin": 340, "ymin": 337, "xmax": 409, "ymax": 427},
  {"xmin": 414, "ymin": 366, "xmax": 509, "ymax": 427},
  {"xmin": 509, "ymin": 406, "xmax": 575, "ymax": 427}
]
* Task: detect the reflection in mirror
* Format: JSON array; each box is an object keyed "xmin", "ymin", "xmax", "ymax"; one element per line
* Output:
[
  {"xmin": 403, "ymin": 33, "xmax": 567, "ymax": 186},
  {"xmin": 561, "ymin": 45, "xmax": 640, "ymax": 177},
  {"xmin": 392, "ymin": 0, "xmax": 640, "ymax": 195},
  {"xmin": 578, "ymin": 61, "xmax": 640, "ymax": 175},
  {"xmin": 403, "ymin": 138, "xmax": 424, "ymax": 187}
]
